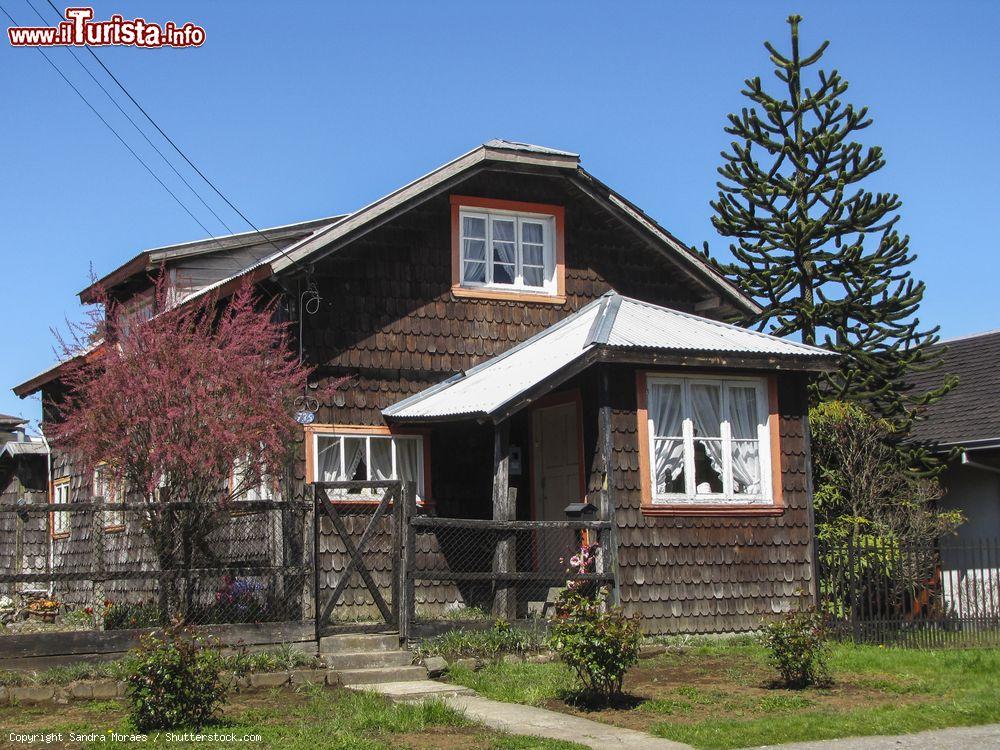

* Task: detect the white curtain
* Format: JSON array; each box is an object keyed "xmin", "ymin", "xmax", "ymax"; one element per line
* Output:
[
  {"xmin": 491, "ymin": 218, "xmax": 516, "ymax": 283},
  {"xmin": 649, "ymin": 383, "xmax": 684, "ymax": 493},
  {"xmin": 370, "ymin": 438, "xmax": 393, "ymax": 482},
  {"xmin": 691, "ymin": 384, "xmax": 725, "ymax": 486},
  {"xmin": 729, "ymin": 387, "xmax": 762, "ymax": 495},
  {"xmin": 317, "ymin": 437, "xmax": 342, "ymax": 482},
  {"xmin": 396, "ymin": 438, "xmax": 420, "ymax": 499}
]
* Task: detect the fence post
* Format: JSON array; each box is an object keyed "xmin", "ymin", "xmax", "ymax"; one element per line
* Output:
[
  {"xmin": 391, "ymin": 481, "xmax": 402, "ymax": 633},
  {"xmin": 91, "ymin": 499, "xmax": 106, "ymax": 631},
  {"xmin": 848, "ymin": 537, "xmax": 860, "ymax": 644},
  {"xmin": 312, "ymin": 484, "xmax": 320, "ymax": 641},
  {"xmin": 598, "ymin": 366, "xmax": 620, "ymax": 606},
  {"xmin": 399, "ymin": 481, "xmax": 416, "ymax": 641}
]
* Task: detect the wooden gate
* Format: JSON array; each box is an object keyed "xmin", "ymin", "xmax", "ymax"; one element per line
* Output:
[{"xmin": 313, "ymin": 481, "xmax": 413, "ymax": 637}]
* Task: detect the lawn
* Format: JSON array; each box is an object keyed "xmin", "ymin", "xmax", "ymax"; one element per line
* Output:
[
  {"xmin": 446, "ymin": 638, "xmax": 1000, "ymax": 750},
  {"xmin": 0, "ymin": 685, "xmax": 586, "ymax": 750}
]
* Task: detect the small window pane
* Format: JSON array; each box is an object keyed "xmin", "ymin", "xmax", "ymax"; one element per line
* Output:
[
  {"xmin": 316, "ymin": 436, "xmax": 343, "ymax": 481},
  {"xmin": 343, "ymin": 438, "xmax": 367, "ymax": 496},
  {"xmin": 729, "ymin": 386, "xmax": 761, "ymax": 439},
  {"xmin": 493, "ymin": 263, "xmax": 515, "ymax": 285},
  {"xmin": 693, "ymin": 440, "xmax": 724, "ymax": 494},
  {"xmin": 649, "ymin": 382, "xmax": 683, "ymax": 437},
  {"xmin": 690, "ymin": 383, "xmax": 722, "ymax": 438},
  {"xmin": 463, "ymin": 215, "xmax": 486, "ymax": 239},
  {"xmin": 492, "ymin": 218, "xmax": 515, "ymax": 242},
  {"xmin": 370, "ymin": 438, "xmax": 393, "ymax": 481},
  {"xmin": 732, "ymin": 441, "xmax": 761, "ymax": 495},
  {"xmin": 463, "ymin": 238, "xmax": 486, "ymax": 261},
  {"xmin": 653, "ymin": 437, "xmax": 685, "ymax": 494},
  {"xmin": 522, "ymin": 221, "xmax": 544, "ymax": 244},
  {"xmin": 523, "ymin": 266, "xmax": 544, "ymax": 287},
  {"xmin": 396, "ymin": 438, "xmax": 420, "ymax": 489},
  {"xmin": 463, "ymin": 260, "xmax": 486, "ymax": 283},
  {"xmin": 522, "ymin": 244, "xmax": 543, "ymax": 266}
]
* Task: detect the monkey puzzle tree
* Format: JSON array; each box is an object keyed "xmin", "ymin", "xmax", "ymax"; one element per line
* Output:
[{"xmin": 710, "ymin": 15, "xmax": 953, "ymax": 442}]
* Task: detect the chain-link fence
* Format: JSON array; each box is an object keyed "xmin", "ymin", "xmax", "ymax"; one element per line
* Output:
[
  {"xmin": 408, "ymin": 516, "xmax": 615, "ymax": 628},
  {"xmin": 0, "ymin": 500, "xmax": 310, "ymax": 634},
  {"xmin": 818, "ymin": 536, "xmax": 1000, "ymax": 647}
]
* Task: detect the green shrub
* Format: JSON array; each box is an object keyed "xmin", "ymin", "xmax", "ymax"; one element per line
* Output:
[
  {"xmin": 222, "ymin": 642, "xmax": 321, "ymax": 676},
  {"xmin": 416, "ymin": 620, "xmax": 543, "ymax": 663},
  {"xmin": 759, "ymin": 610, "xmax": 831, "ymax": 688},
  {"xmin": 103, "ymin": 601, "xmax": 161, "ymax": 630},
  {"xmin": 548, "ymin": 586, "xmax": 641, "ymax": 701},
  {"xmin": 122, "ymin": 625, "xmax": 226, "ymax": 731}
]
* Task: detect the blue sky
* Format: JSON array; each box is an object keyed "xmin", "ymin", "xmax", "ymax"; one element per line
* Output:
[{"xmin": 2, "ymin": 1, "xmax": 998, "ymax": 424}]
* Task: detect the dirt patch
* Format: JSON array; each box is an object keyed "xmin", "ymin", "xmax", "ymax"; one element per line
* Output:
[
  {"xmin": 540, "ymin": 652, "xmax": 929, "ymax": 734},
  {"xmin": 392, "ymin": 727, "xmax": 496, "ymax": 750}
]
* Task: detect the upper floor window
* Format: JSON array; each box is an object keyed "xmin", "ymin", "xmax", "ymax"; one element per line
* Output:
[
  {"xmin": 94, "ymin": 465, "xmax": 126, "ymax": 531},
  {"xmin": 642, "ymin": 374, "xmax": 775, "ymax": 507},
  {"xmin": 51, "ymin": 477, "xmax": 71, "ymax": 538},
  {"xmin": 451, "ymin": 196, "xmax": 566, "ymax": 303}
]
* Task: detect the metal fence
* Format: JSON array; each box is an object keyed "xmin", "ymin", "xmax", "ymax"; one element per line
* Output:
[
  {"xmin": 0, "ymin": 500, "xmax": 310, "ymax": 633},
  {"xmin": 407, "ymin": 515, "xmax": 615, "ymax": 629},
  {"xmin": 817, "ymin": 536, "xmax": 1000, "ymax": 647}
]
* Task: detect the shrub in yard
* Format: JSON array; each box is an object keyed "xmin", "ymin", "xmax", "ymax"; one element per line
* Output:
[
  {"xmin": 103, "ymin": 601, "xmax": 161, "ymax": 630},
  {"xmin": 759, "ymin": 609, "xmax": 831, "ymax": 688},
  {"xmin": 122, "ymin": 625, "xmax": 226, "ymax": 731},
  {"xmin": 548, "ymin": 544, "xmax": 641, "ymax": 701},
  {"xmin": 416, "ymin": 619, "xmax": 542, "ymax": 663}
]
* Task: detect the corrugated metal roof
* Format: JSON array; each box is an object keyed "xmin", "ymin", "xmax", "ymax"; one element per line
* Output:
[
  {"xmin": 603, "ymin": 296, "xmax": 827, "ymax": 356},
  {"xmin": 1, "ymin": 440, "xmax": 48, "ymax": 457},
  {"xmin": 385, "ymin": 292, "xmax": 834, "ymax": 421}
]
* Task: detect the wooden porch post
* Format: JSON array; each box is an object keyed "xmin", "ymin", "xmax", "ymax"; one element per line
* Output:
[
  {"xmin": 598, "ymin": 366, "xmax": 621, "ymax": 605},
  {"xmin": 492, "ymin": 420, "xmax": 517, "ymax": 620}
]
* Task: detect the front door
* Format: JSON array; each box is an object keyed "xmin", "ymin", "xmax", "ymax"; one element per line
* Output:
[{"xmin": 532, "ymin": 399, "xmax": 583, "ymax": 574}]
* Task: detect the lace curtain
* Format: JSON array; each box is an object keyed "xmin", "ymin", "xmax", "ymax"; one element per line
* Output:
[{"xmin": 649, "ymin": 383, "xmax": 684, "ymax": 493}]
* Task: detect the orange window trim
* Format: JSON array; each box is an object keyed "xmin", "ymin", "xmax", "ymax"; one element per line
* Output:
[
  {"xmin": 450, "ymin": 195, "xmax": 566, "ymax": 304},
  {"xmin": 304, "ymin": 423, "xmax": 433, "ymax": 504},
  {"xmin": 50, "ymin": 477, "xmax": 71, "ymax": 539},
  {"xmin": 635, "ymin": 371, "xmax": 784, "ymax": 518}
]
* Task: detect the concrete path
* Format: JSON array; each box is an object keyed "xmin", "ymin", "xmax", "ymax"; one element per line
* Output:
[
  {"xmin": 738, "ymin": 723, "xmax": 1000, "ymax": 750},
  {"xmin": 443, "ymin": 692, "xmax": 692, "ymax": 750}
]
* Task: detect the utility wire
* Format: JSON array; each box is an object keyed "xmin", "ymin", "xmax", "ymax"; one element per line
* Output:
[
  {"xmin": 45, "ymin": 0, "xmax": 298, "ymax": 265},
  {"xmin": 25, "ymin": 0, "xmax": 244, "ymax": 245},
  {"xmin": 1, "ymin": 2, "xmax": 218, "ymax": 239}
]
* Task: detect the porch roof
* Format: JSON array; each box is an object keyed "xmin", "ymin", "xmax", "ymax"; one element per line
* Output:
[{"xmin": 383, "ymin": 292, "xmax": 835, "ymax": 423}]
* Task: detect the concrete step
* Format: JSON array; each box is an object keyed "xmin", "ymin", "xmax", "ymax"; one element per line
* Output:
[
  {"xmin": 325, "ymin": 650, "xmax": 413, "ymax": 670},
  {"xmin": 319, "ymin": 633, "xmax": 400, "ymax": 654},
  {"xmin": 359, "ymin": 679, "xmax": 475, "ymax": 701},
  {"xmin": 339, "ymin": 665, "xmax": 428, "ymax": 685}
]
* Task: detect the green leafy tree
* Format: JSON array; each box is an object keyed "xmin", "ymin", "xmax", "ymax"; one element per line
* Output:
[{"xmin": 709, "ymin": 15, "xmax": 954, "ymax": 440}]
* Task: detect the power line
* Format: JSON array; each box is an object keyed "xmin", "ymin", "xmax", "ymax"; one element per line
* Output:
[
  {"xmin": 0, "ymin": 2, "xmax": 218, "ymax": 239},
  {"xmin": 46, "ymin": 0, "xmax": 296, "ymax": 265},
  {"xmin": 24, "ymin": 0, "xmax": 243, "ymax": 243}
]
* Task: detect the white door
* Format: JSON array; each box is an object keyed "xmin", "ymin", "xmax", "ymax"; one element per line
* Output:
[{"xmin": 533, "ymin": 401, "xmax": 582, "ymax": 574}]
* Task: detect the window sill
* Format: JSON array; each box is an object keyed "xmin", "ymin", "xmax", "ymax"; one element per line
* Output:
[
  {"xmin": 451, "ymin": 285, "xmax": 566, "ymax": 305},
  {"xmin": 641, "ymin": 503, "xmax": 784, "ymax": 517},
  {"xmin": 325, "ymin": 497, "xmax": 433, "ymax": 509}
]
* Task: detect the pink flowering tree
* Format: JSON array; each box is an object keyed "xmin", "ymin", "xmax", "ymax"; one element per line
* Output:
[{"xmin": 48, "ymin": 275, "xmax": 342, "ymax": 617}]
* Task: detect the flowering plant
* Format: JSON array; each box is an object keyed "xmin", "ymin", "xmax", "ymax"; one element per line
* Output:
[{"xmin": 548, "ymin": 542, "xmax": 640, "ymax": 702}]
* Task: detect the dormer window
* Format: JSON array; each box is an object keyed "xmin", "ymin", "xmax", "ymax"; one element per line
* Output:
[{"xmin": 451, "ymin": 196, "xmax": 566, "ymax": 303}]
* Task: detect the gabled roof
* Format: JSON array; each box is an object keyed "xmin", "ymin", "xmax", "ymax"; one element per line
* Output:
[
  {"xmin": 79, "ymin": 214, "xmax": 344, "ymax": 303},
  {"xmin": 0, "ymin": 413, "xmax": 27, "ymax": 428},
  {"xmin": 1, "ymin": 440, "xmax": 47, "ymax": 458},
  {"xmin": 908, "ymin": 329, "xmax": 1000, "ymax": 449},
  {"xmin": 384, "ymin": 292, "xmax": 833, "ymax": 423}
]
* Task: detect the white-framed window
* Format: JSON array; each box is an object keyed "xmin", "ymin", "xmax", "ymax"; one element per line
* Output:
[
  {"xmin": 313, "ymin": 431, "xmax": 425, "ymax": 502},
  {"xmin": 93, "ymin": 466, "xmax": 125, "ymax": 530},
  {"xmin": 52, "ymin": 478, "xmax": 71, "ymax": 537},
  {"xmin": 459, "ymin": 207, "xmax": 556, "ymax": 293},
  {"xmin": 645, "ymin": 375, "xmax": 773, "ymax": 505}
]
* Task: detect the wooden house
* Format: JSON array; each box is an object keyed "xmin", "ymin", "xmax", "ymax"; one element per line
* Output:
[{"xmin": 13, "ymin": 141, "xmax": 834, "ymax": 634}]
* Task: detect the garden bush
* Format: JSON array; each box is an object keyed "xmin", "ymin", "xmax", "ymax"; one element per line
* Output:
[
  {"xmin": 548, "ymin": 544, "xmax": 641, "ymax": 701},
  {"xmin": 122, "ymin": 625, "xmax": 226, "ymax": 731},
  {"xmin": 759, "ymin": 609, "xmax": 831, "ymax": 688},
  {"xmin": 103, "ymin": 601, "xmax": 161, "ymax": 630},
  {"xmin": 416, "ymin": 619, "xmax": 543, "ymax": 663}
]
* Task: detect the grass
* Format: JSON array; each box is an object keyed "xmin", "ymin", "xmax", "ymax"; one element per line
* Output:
[
  {"xmin": 445, "ymin": 638, "xmax": 1000, "ymax": 750},
  {"xmin": 415, "ymin": 621, "xmax": 546, "ymax": 663},
  {"xmin": 1, "ymin": 685, "xmax": 586, "ymax": 749}
]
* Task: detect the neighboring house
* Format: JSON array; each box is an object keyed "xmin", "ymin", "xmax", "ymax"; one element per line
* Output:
[
  {"xmin": 908, "ymin": 330, "xmax": 1000, "ymax": 617},
  {"xmin": 0, "ymin": 415, "xmax": 49, "ymax": 598},
  {"xmin": 13, "ymin": 140, "xmax": 834, "ymax": 634}
]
